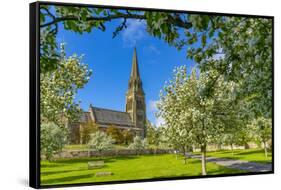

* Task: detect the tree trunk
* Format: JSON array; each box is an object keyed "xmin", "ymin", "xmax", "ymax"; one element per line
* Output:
[
  {"xmin": 184, "ymin": 157, "xmax": 187, "ymax": 164},
  {"xmin": 231, "ymin": 144, "xmax": 234, "ymax": 155},
  {"xmin": 201, "ymin": 144, "xmax": 207, "ymax": 176},
  {"xmin": 263, "ymin": 141, "xmax": 268, "ymax": 158},
  {"xmin": 183, "ymin": 147, "xmax": 187, "ymax": 164},
  {"xmin": 244, "ymin": 143, "xmax": 250, "ymax": 149},
  {"xmin": 217, "ymin": 143, "xmax": 222, "ymax": 151}
]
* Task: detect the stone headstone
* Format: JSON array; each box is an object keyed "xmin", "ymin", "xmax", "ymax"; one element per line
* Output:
[
  {"xmin": 95, "ymin": 171, "xmax": 113, "ymax": 177},
  {"xmin": 88, "ymin": 161, "xmax": 104, "ymax": 169}
]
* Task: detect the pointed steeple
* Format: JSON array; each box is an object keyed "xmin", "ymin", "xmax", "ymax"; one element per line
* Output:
[
  {"xmin": 130, "ymin": 47, "xmax": 140, "ymax": 79},
  {"xmin": 126, "ymin": 47, "xmax": 146, "ymax": 138}
]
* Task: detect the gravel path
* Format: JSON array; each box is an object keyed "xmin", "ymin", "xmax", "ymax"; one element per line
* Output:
[{"xmin": 187, "ymin": 154, "xmax": 272, "ymax": 172}]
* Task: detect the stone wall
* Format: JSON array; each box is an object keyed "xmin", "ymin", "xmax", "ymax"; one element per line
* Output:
[{"xmin": 53, "ymin": 149, "xmax": 173, "ymax": 159}]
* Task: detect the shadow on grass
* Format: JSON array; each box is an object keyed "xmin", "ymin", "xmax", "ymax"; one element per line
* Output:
[
  {"xmin": 208, "ymin": 165, "xmax": 245, "ymax": 175},
  {"xmin": 41, "ymin": 163, "xmax": 67, "ymax": 168},
  {"xmin": 41, "ymin": 167, "xmax": 90, "ymax": 176},
  {"xmin": 51, "ymin": 157, "xmax": 113, "ymax": 164},
  {"xmin": 41, "ymin": 170, "xmax": 77, "ymax": 176},
  {"xmin": 41, "ymin": 164, "xmax": 113, "ymax": 177},
  {"xmin": 209, "ymin": 156, "xmax": 238, "ymax": 161},
  {"xmin": 49, "ymin": 155, "xmax": 138, "ymax": 165},
  {"xmin": 114, "ymin": 155, "xmax": 138, "ymax": 160},
  {"xmin": 235, "ymin": 149, "xmax": 270, "ymax": 156},
  {"xmin": 41, "ymin": 173, "xmax": 95, "ymax": 185},
  {"xmin": 151, "ymin": 164, "xmax": 245, "ymax": 180}
]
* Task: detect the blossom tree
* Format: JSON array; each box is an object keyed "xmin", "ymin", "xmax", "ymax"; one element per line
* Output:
[
  {"xmin": 157, "ymin": 65, "xmax": 240, "ymax": 175},
  {"xmin": 249, "ymin": 117, "xmax": 272, "ymax": 157},
  {"xmin": 40, "ymin": 44, "xmax": 92, "ymax": 127},
  {"xmin": 88, "ymin": 131, "xmax": 114, "ymax": 156},
  {"xmin": 128, "ymin": 136, "xmax": 148, "ymax": 155}
]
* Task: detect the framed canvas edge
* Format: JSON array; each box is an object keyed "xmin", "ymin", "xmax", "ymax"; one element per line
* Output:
[
  {"xmin": 29, "ymin": 1, "xmax": 275, "ymax": 189},
  {"xmin": 30, "ymin": 2, "xmax": 41, "ymax": 189}
]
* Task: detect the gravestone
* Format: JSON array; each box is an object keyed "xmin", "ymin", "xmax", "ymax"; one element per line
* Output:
[
  {"xmin": 95, "ymin": 171, "xmax": 113, "ymax": 177},
  {"xmin": 88, "ymin": 161, "xmax": 104, "ymax": 169}
]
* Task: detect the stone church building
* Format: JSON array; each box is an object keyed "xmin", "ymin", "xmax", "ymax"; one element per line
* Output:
[{"xmin": 69, "ymin": 48, "xmax": 146, "ymax": 144}]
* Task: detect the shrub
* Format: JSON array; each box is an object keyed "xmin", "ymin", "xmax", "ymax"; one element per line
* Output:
[
  {"xmin": 88, "ymin": 131, "xmax": 114, "ymax": 155},
  {"xmin": 41, "ymin": 122, "xmax": 68, "ymax": 161},
  {"xmin": 128, "ymin": 136, "xmax": 148, "ymax": 154}
]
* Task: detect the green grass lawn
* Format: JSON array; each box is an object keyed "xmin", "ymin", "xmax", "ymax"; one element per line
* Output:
[
  {"xmin": 40, "ymin": 154, "xmax": 243, "ymax": 186},
  {"xmin": 195, "ymin": 149, "xmax": 272, "ymax": 164}
]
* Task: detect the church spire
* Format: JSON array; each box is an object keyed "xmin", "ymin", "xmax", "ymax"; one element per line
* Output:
[
  {"xmin": 130, "ymin": 47, "xmax": 140, "ymax": 79},
  {"xmin": 126, "ymin": 47, "xmax": 146, "ymax": 138}
]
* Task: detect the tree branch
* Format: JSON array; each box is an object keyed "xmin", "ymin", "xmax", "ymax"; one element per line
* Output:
[
  {"xmin": 113, "ymin": 18, "xmax": 127, "ymax": 38},
  {"xmin": 40, "ymin": 11, "xmax": 193, "ymax": 30},
  {"xmin": 40, "ymin": 13, "xmax": 146, "ymax": 28},
  {"xmin": 41, "ymin": 6, "xmax": 56, "ymax": 21}
]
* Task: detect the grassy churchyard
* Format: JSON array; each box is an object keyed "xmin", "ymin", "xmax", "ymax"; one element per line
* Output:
[
  {"xmin": 40, "ymin": 148, "xmax": 272, "ymax": 186},
  {"xmin": 41, "ymin": 153, "xmax": 245, "ymax": 186},
  {"xmin": 204, "ymin": 149, "xmax": 272, "ymax": 164}
]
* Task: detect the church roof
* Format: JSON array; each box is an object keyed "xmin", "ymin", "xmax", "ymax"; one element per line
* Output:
[
  {"xmin": 80, "ymin": 112, "xmax": 92, "ymax": 123},
  {"xmin": 90, "ymin": 107, "xmax": 134, "ymax": 127}
]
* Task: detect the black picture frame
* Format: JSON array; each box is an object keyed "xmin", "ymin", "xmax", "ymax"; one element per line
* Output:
[{"xmin": 30, "ymin": 1, "xmax": 274, "ymax": 189}]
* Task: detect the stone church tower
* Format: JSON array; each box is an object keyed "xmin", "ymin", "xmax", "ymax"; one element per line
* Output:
[
  {"xmin": 68, "ymin": 48, "xmax": 147, "ymax": 144},
  {"xmin": 126, "ymin": 48, "xmax": 146, "ymax": 138}
]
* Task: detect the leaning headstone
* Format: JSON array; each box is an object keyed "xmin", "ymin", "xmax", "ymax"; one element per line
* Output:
[
  {"xmin": 88, "ymin": 161, "xmax": 104, "ymax": 169},
  {"xmin": 95, "ymin": 171, "xmax": 113, "ymax": 177}
]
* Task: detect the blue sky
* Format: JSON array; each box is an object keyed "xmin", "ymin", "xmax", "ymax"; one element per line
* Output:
[{"xmin": 56, "ymin": 16, "xmax": 197, "ymax": 126}]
